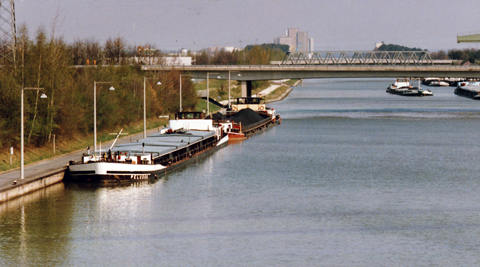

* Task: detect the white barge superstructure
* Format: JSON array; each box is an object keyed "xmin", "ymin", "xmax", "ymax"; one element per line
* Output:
[{"xmin": 67, "ymin": 112, "xmax": 229, "ymax": 183}]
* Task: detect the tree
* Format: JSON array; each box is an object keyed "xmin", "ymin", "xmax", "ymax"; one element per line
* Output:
[
  {"xmin": 105, "ymin": 37, "xmax": 127, "ymax": 65},
  {"xmin": 377, "ymin": 43, "xmax": 425, "ymax": 52}
]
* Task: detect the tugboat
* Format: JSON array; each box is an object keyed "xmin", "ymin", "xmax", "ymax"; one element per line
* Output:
[
  {"xmin": 67, "ymin": 111, "xmax": 230, "ymax": 183},
  {"xmin": 387, "ymin": 79, "xmax": 433, "ymax": 97}
]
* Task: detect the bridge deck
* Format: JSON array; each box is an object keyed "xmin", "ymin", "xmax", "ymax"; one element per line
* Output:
[{"xmin": 142, "ymin": 65, "xmax": 480, "ymax": 80}]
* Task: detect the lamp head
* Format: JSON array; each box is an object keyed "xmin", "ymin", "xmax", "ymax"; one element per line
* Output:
[
  {"xmin": 109, "ymin": 86, "xmax": 115, "ymax": 91},
  {"xmin": 156, "ymin": 81, "xmax": 161, "ymax": 85},
  {"xmin": 40, "ymin": 93, "xmax": 47, "ymax": 99}
]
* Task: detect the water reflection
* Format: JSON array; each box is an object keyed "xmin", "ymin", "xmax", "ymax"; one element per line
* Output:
[{"xmin": 0, "ymin": 182, "xmax": 70, "ymax": 266}]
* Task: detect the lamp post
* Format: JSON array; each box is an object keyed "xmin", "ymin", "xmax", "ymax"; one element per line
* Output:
[
  {"xmin": 206, "ymin": 72, "xmax": 220, "ymax": 115},
  {"xmin": 228, "ymin": 71, "xmax": 241, "ymax": 109},
  {"xmin": 179, "ymin": 74, "xmax": 194, "ymax": 112},
  {"xmin": 94, "ymin": 81, "xmax": 115, "ymax": 153},
  {"xmin": 21, "ymin": 87, "xmax": 47, "ymax": 180},
  {"xmin": 143, "ymin": 77, "xmax": 161, "ymax": 139}
]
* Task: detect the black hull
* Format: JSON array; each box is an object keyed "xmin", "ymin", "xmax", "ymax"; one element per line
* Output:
[
  {"xmin": 65, "ymin": 141, "xmax": 228, "ymax": 184},
  {"xmin": 454, "ymin": 87, "xmax": 480, "ymax": 100},
  {"xmin": 387, "ymin": 89, "xmax": 432, "ymax": 97}
]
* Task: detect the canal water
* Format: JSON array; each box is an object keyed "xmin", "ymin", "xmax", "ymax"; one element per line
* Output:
[{"xmin": 2, "ymin": 78, "xmax": 480, "ymax": 266}]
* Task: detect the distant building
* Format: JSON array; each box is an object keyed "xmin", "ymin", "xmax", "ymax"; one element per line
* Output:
[
  {"xmin": 274, "ymin": 36, "xmax": 296, "ymax": 52},
  {"xmin": 374, "ymin": 42, "xmax": 385, "ymax": 51},
  {"xmin": 134, "ymin": 56, "xmax": 192, "ymax": 65},
  {"xmin": 274, "ymin": 28, "xmax": 313, "ymax": 52},
  {"xmin": 296, "ymin": 31, "xmax": 309, "ymax": 52},
  {"xmin": 206, "ymin": 46, "xmax": 241, "ymax": 55}
]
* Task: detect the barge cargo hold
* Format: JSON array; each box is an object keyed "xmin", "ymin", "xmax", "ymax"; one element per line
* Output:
[
  {"xmin": 225, "ymin": 97, "xmax": 281, "ymax": 139},
  {"xmin": 454, "ymin": 85, "xmax": 480, "ymax": 100},
  {"xmin": 67, "ymin": 112, "xmax": 229, "ymax": 183}
]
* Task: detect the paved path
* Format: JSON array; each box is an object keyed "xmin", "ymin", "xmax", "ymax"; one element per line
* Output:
[{"xmin": 0, "ymin": 127, "xmax": 164, "ymax": 191}]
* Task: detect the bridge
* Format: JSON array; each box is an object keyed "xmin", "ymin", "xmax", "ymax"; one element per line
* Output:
[
  {"xmin": 142, "ymin": 51, "xmax": 480, "ymax": 97},
  {"xmin": 142, "ymin": 51, "xmax": 476, "ymax": 80},
  {"xmin": 142, "ymin": 64, "xmax": 480, "ymax": 80}
]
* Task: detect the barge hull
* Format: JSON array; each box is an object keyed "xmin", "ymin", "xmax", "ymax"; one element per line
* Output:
[{"xmin": 66, "ymin": 141, "xmax": 228, "ymax": 184}]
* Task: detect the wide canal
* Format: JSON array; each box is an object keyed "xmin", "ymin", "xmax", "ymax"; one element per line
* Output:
[{"xmin": 2, "ymin": 78, "xmax": 480, "ymax": 266}]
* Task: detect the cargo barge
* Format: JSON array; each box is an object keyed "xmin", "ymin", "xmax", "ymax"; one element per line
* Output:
[
  {"xmin": 386, "ymin": 79, "xmax": 433, "ymax": 97},
  {"xmin": 223, "ymin": 97, "xmax": 281, "ymax": 139},
  {"xmin": 67, "ymin": 112, "xmax": 230, "ymax": 183},
  {"xmin": 454, "ymin": 85, "xmax": 480, "ymax": 100}
]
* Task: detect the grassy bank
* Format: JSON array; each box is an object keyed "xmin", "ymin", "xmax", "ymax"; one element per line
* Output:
[
  {"xmin": 0, "ymin": 117, "xmax": 168, "ymax": 172},
  {"xmin": 194, "ymin": 79, "xmax": 271, "ymax": 102},
  {"xmin": 195, "ymin": 99, "xmax": 222, "ymax": 114},
  {"xmin": 264, "ymin": 85, "xmax": 291, "ymax": 102}
]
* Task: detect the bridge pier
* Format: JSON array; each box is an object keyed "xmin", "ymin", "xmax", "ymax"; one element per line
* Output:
[{"xmin": 241, "ymin": 81, "xmax": 253, "ymax": 97}]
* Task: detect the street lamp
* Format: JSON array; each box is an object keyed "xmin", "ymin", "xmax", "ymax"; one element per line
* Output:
[
  {"xmin": 228, "ymin": 71, "xmax": 241, "ymax": 109},
  {"xmin": 179, "ymin": 74, "xmax": 194, "ymax": 112},
  {"xmin": 143, "ymin": 77, "xmax": 161, "ymax": 139},
  {"xmin": 206, "ymin": 72, "xmax": 221, "ymax": 115},
  {"xmin": 93, "ymin": 81, "xmax": 115, "ymax": 153},
  {"xmin": 21, "ymin": 87, "xmax": 47, "ymax": 180}
]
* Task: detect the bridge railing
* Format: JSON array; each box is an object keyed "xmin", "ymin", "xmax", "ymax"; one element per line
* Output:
[{"xmin": 281, "ymin": 51, "xmax": 434, "ymax": 66}]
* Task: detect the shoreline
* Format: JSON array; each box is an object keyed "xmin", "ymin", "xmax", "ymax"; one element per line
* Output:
[{"xmin": 263, "ymin": 79, "xmax": 301, "ymax": 103}]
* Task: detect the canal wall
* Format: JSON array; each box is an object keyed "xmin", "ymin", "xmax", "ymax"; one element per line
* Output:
[{"xmin": 0, "ymin": 168, "xmax": 65, "ymax": 203}]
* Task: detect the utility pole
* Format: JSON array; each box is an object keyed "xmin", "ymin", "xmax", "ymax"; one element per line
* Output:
[{"xmin": 0, "ymin": 0, "xmax": 16, "ymax": 73}]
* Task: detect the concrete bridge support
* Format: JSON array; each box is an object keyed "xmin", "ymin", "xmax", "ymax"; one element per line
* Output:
[{"xmin": 241, "ymin": 81, "xmax": 253, "ymax": 97}]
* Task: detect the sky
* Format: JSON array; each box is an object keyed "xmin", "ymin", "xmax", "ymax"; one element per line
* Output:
[{"xmin": 14, "ymin": 0, "xmax": 480, "ymax": 52}]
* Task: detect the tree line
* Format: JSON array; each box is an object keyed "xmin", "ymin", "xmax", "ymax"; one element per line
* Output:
[
  {"xmin": 0, "ymin": 25, "xmax": 197, "ymax": 150},
  {"xmin": 377, "ymin": 43, "xmax": 480, "ymax": 64},
  {"xmin": 193, "ymin": 44, "xmax": 287, "ymax": 65}
]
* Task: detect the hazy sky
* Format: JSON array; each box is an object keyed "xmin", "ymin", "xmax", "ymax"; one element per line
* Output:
[{"xmin": 15, "ymin": 0, "xmax": 480, "ymax": 52}]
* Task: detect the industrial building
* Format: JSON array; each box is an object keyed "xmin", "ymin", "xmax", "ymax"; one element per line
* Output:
[{"xmin": 274, "ymin": 28, "xmax": 314, "ymax": 52}]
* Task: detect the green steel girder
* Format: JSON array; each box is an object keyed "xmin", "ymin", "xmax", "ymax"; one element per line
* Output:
[
  {"xmin": 457, "ymin": 34, "xmax": 480, "ymax": 43},
  {"xmin": 282, "ymin": 51, "xmax": 433, "ymax": 66}
]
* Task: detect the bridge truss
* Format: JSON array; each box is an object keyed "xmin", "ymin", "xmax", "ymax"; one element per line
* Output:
[{"xmin": 282, "ymin": 51, "xmax": 433, "ymax": 66}]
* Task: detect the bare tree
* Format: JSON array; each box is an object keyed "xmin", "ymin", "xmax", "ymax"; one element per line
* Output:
[{"xmin": 105, "ymin": 37, "xmax": 126, "ymax": 65}]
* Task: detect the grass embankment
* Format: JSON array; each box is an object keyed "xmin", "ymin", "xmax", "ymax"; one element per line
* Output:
[
  {"xmin": 194, "ymin": 79, "xmax": 271, "ymax": 102},
  {"xmin": 263, "ymin": 85, "xmax": 291, "ymax": 102},
  {"xmin": 285, "ymin": 79, "xmax": 299, "ymax": 86},
  {"xmin": 194, "ymin": 79, "xmax": 295, "ymax": 109},
  {"xmin": 0, "ymin": 117, "xmax": 168, "ymax": 172},
  {"xmin": 195, "ymin": 99, "xmax": 222, "ymax": 114}
]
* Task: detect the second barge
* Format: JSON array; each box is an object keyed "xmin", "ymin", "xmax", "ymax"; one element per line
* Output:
[{"xmin": 454, "ymin": 85, "xmax": 480, "ymax": 100}]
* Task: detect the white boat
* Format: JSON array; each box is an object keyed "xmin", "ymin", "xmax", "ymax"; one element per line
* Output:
[
  {"xmin": 457, "ymin": 81, "xmax": 480, "ymax": 87},
  {"xmin": 428, "ymin": 80, "xmax": 449, "ymax": 87},
  {"xmin": 422, "ymin": 78, "xmax": 449, "ymax": 87},
  {"xmin": 67, "ymin": 111, "xmax": 230, "ymax": 183}
]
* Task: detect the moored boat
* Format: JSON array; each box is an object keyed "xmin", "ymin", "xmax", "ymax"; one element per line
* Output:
[
  {"xmin": 454, "ymin": 85, "xmax": 480, "ymax": 100},
  {"xmin": 387, "ymin": 79, "xmax": 433, "ymax": 97},
  {"xmin": 225, "ymin": 97, "xmax": 281, "ymax": 139},
  {"xmin": 67, "ymin": 111, "xmax": 230, "ymax": 183}
]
